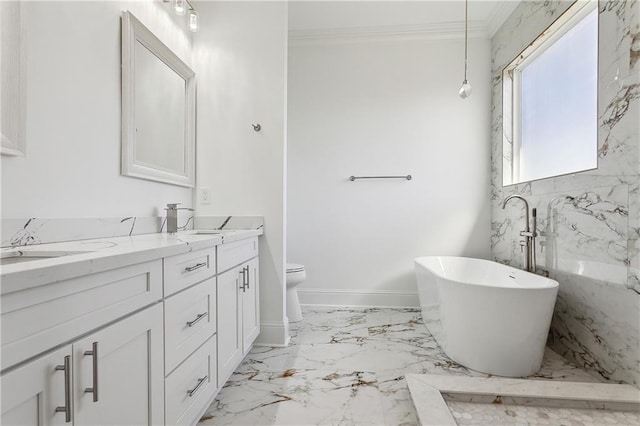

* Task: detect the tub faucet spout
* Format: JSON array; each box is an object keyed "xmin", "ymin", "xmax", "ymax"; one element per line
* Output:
[{"xmin": 502, "ymin": 195, "xmax": 537, "ymax": 273}]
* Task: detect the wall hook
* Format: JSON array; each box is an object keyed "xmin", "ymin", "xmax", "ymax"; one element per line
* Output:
[{"xmin": 252, "ymin": 123, "xmax": 261, "ymax": 132}]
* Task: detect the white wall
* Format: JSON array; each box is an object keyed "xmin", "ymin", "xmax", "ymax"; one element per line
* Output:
[
  {"xmin": 194, "ymin": 2, "xmax": 288, "ymax": 345},
  {"xmin": 288, "ymin": 36, "xmax": 492, "ymax": 306},
  {"xmin": 1, "ymin": 1, "xmax": 193, "ymax": 218}
]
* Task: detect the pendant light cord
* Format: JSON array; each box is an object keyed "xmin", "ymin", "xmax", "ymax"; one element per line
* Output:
[{"xmin": 463, "ymin": 0, "xmax": 468, "ymax": 82}]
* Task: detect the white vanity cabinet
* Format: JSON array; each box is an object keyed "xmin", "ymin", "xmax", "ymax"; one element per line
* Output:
[
  {"xmin": 163, "ymin": 247, "xmax": 216, "ymax": 298},
  {"xmin": 1, "ymin": 259, "xmax": 164, "ymax": 425},
  {"xmin": 241, "ymin": 257, "xmax": 260, "ymax": 354},
  {"xmin": 1, "ymin": 305, "xmax": 164, "ymax": 425},
  {"xmin": 216, "ymin": 267, "xmax": 243, "ymax": 386},
  {"xmin": 1, "ymin": 231, "xmax": 261, "ymax": 426},
  {"xmin": 72, "ymin": 305, "xmax": 163, "ymax": 425},
  {"xmin": 1, "ymin": 259, "xmax": 163, "ymax": 371},
  {"xmin": 162, "ymin": 246, "xmax": 218, "ymax": 426},
  {"xmin": 216, "ymin": 238, "xmax": 260, "ymax": 387},
  {"xmin": 164, "ymin": 335, "xmax": 217, "ymax": 425},
  {"xmin": 1, "ymin": 345, "xmax": 71, "ymax": 425}
]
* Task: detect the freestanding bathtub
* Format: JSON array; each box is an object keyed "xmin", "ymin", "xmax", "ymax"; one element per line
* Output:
[{"xmin": 414, "ymin": 256, "xmax": 559, "ymax": 377}]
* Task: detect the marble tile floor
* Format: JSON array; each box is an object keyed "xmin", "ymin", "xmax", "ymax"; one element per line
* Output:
[{"xmin": 199, "ymin": 306, "xmax": 606, "ymax": 426}]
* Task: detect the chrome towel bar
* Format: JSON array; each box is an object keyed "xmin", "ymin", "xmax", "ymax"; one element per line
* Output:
[{"xmin": 349, "ymin": 175, "xmax": 412, "ymax": 181}]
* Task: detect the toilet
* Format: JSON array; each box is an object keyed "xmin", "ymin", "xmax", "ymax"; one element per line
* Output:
[{"xmin": 286, "ymin": 263, "xmax": 306, "ymax": 322}]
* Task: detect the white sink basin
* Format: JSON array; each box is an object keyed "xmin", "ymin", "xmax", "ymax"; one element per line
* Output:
[{"xmin": 192, "ymin": 230, "xmax": 230, "ymax": 235}]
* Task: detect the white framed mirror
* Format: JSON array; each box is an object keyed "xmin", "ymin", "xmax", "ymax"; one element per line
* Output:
[
  {"xmin": 121, "ymin": 11, "xmax": 195, "ymax": 187},
  {"xmin": 1, "ymin": 1, "xmax": 26, "ymax": 157}
]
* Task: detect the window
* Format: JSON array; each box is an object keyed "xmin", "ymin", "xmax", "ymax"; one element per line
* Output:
[{"xmin": 502, "ymin": 1, "xmax": 598, "ymax": 186}]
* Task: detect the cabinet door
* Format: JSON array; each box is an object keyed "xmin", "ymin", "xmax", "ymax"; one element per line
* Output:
[
  {"xmin": 242, "ymin": 257, "xmax": 260, "ymax": 354},
  {"xmin": 216, "ymin": 267, "xmax": 242, "ymax": 387},
  {"xmin": 1, "ymin": 345, "xmax": 72, "ymax": 425},
  {"xmin": 73, "ymin": 304, "xmax": 163, "ymax": 425}
]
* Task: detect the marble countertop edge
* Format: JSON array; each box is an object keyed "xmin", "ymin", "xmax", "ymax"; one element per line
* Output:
[{"xmin": 0, "ymin": 229, "xmax": 263, "ymax": 294}]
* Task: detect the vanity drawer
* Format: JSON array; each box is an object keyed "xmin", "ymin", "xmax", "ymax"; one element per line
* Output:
[
  {"xmin": 165, "ymin": 336, "xmax": 217, "ymax": 426},
  {"xmin": 164, "ymin": 277, "xmax": 216, "ymax": 374},
  {"xmin": 164, "ymin": 247, "xmax": 216, "ymax": 297},
  {"xmin": 1, "ymin": 259, "xmax": 162, "ymax": 371},
  {"xmin": 217, "ymin": 237, "xmax": 258, "ymax": 273}
]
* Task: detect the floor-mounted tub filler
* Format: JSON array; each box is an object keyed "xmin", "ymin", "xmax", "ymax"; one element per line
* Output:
[{"xmin": 414, "ymin": 256, "xmax": 558, "ymax": 377}]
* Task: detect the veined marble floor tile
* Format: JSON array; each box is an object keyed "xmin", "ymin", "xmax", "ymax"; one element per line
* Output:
[
  {"xmin": 235, "ymin": 345, "xmax": 295, "ymax": 373},
  {"xmin": 199, "ymin": 306, "xmax": 603, "ymax": 426}
]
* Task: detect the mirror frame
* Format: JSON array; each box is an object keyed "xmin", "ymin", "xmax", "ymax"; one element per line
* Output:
[
  {"xmin": 1, "ymin": 1, "xmax": 26, "ymax": 157},
  {"xmin": 121, "ymin": 11, "xmax": 195, "ymax": 187}
]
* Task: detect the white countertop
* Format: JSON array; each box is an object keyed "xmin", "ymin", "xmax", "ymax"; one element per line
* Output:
[{"xmin": 0, "ymin": 230, "xmax": 262, "ymax": 295}]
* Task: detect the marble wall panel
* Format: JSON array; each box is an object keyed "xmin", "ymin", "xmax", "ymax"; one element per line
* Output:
[
  {"xmin": 193, "ymin": 216, "xmax": 264, "ymax": 231},
  {"xmin": 0, "ymin": 215, "xmax": 264, "ymax": 248},
  {"xmin": 1, "ymin": 213, "xmax": 193, "ymax": 247},
  {"xmin": 491, "ymin": 0, "xmax": 639, "ymax": 385}
]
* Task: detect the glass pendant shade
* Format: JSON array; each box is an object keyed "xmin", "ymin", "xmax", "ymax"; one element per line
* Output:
[
  {"xmin": 189, "ymin": 10, "xmax": 199, "ymax": 32},
  {"xmin": 174, "ymin": 0, "xmax": 186, "ymax": 16},
  {"xmin": 459, "ymin": 80, "xmax": 472, "ymax": 99}
]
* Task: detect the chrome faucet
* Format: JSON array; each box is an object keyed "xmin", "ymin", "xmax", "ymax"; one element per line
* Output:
[
  {"xmin": 502, "ymin": 195, "xmax": 537, "ymax": 273},
  {"xmin": 165, "ymin": 203, "xmax": 194, "ymax": 234}
]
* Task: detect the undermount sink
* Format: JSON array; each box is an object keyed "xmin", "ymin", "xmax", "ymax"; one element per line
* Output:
[
  {"xmin": 0, "ymin": 250, "xmax": 91, "ymax": 266},
  {"xmin": 192, "ymin": 230, "xmax": 231, "ymax": 235}
]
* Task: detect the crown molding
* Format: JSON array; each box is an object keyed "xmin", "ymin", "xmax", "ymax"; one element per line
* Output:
[
  {"xmin": 486, "ymin": 1, "xmax": 520, "ymax": 38},
  {"xmin": 289, "ymin": 21, "xmax": 489, "ymax": 46}
]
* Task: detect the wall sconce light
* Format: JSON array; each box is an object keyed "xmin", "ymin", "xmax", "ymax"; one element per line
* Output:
[
  {"xmin": 164, "ymin": 0, "xmax": 199, "ymax": 32},
  {"xmin": 173, "ymin": 0, "xmax": 186, "ymax": 16},
  {"xmin": 188, "ymin": 9, "xmax": 199, "ymax": 32}
]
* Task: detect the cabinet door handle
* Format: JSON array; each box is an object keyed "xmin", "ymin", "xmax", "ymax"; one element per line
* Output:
[
  {"xmin": 186, "ymin": 312, "xmax": 208, "ymax": 327},
  {"xmin": 239, "ymin": 268, "xmax": 247, "ymax": 292},
  {"xmin": 55, "ymin": 355, "xmax": 72, "ymax": 423},
  {"xmin": 244, "ymin": 266, "xmax": 250, "ymax": 289},
  {"xmin": 187, "ymin": 376, "xmax": 208, "ymax": 397},
  {"xmin": 84, "ymin": 342, "xmax": 99, "ymax": 402},
  {"xmin": 185, "ymin": 262, "xmax": 207, "ymax": 272}
]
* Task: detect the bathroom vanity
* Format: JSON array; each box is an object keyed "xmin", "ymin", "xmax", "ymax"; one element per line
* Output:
[{"xmin": 0, "ymin": 230, "xmax": 261, "ymax": 425}]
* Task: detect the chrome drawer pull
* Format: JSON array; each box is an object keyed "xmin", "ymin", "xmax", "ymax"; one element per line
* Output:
[
  {"xmin": 185, "ymin": 262, "xmax": 207, "ymax": 272},
  {"xmin": 187, "ymin": 376, "xmax": 208, "ymax": 397},
  {"xmin": 186, "ymin": 312, "xmax": 208, "ymax": 327},
  {"xmin": 55, "ymin": 355, "xmax": 72, "ymax": 422},
  {"xmin": 84, "ymin": 342, "xmax": 99, "ymax": 402}
]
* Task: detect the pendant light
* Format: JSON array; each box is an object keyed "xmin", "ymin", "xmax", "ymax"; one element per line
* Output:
[{"xmin": 459, "ymin": 0, "xmax": 472, "ymax": 99}]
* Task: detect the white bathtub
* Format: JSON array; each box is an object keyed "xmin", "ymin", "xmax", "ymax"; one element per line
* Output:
[{"xmin": 414, "ymin": 256, "xmax": 559, "ymax": 377}]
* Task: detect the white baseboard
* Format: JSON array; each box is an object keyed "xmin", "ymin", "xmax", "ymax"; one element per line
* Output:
[
  {"xmin": 297, "ymin": 288, "xmax": 419, "ymax": 308},
  {"xmin": 254, "ymin": 320, "xmax": 290, "ymax": 347}
]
